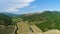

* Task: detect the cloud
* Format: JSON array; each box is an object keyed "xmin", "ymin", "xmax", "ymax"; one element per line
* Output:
[{"xmin": 0, "ymin": 0, "xmax": 34, "ymax": 13}]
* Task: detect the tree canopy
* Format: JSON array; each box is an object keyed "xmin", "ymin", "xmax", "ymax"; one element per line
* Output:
[{"xmin": 0, "ymin": 13, "xmax": 12, "ymax": 26}]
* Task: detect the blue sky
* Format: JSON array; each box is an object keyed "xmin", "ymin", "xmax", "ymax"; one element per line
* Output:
[{"xmin": 0, "ymin": 0, "xmax": 60, "ymax": 14}]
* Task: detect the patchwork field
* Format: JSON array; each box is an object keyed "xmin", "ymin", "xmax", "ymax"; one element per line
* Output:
[
  {"xmin": 29, "ymin": 24, "xmax": 42, "ymax": 34},
  {"xmin": 0, "ymin": 25, "xmax": 16, "ymax": 34},
  {"xmin": 17, "ymin": 22, "xmax": 31, "ymax": 34}
]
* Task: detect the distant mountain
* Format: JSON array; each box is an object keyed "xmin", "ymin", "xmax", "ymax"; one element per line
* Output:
[
  {"xmin": 0, "ymin": 12, "xmax": 21, "ymax": 17},
  {"xmin": 0, "ymin": 13, "xmax": 12, "ymax": 26}
]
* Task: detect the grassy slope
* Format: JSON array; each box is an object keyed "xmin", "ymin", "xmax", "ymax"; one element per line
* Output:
[
  {"xmin": 36, "ymin": 11, "xmax": 60, "ymax": 32},
  {"xmin": 20, "ymin": 11, "xmax": 60, "ymax": 32}
]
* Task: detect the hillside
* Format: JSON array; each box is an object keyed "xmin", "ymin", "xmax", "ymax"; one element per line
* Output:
[
  {"xmin": 0, "ymin": 11, "xmax": 60, "ymax": 33},
  {"xmin": 19, "ymin": 11, "xmax": 60, "ymax": 32},
  {"xmin": 0, "ymin": 13, "xmax": 13, "ymax": 26}
]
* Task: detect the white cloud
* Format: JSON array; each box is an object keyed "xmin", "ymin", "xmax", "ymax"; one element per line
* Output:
[{"xmin": 0, "ymin": 0, "xmax": 34, "ymax": 12}]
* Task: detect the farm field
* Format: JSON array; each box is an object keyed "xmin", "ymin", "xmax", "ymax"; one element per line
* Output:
[
  {"xmin": 29, "ymin": 24, "xmax": 42, "ymax": 34},
  {"xmin": 0, "ymin": 11, "xmax": 60, "ymax": 34},
  {"xmin": 0, "ymin": 25, "xmax": 16, "ymax": 34},
  {"xmin": 17, "ymin": 22, "xmax": 31, "ymax": 34}
]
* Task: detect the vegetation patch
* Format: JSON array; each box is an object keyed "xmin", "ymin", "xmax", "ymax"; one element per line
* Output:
[{"xmin": 19, "ymin": 11, "xmax": 60, "ymax": 32}]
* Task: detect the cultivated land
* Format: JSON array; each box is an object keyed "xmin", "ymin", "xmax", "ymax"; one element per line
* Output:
[
  {"xmin": 17, "ymin": 22, "xmax": 60, "ymax": 34},
  {"xmin": 0, "ymin": 25, "xmax": 16, "ymax": 34},
  {"xmin": 29, "ymin": 24, "xmax": 42, "ymax": 34},
  {"xmin": 43, "ymin": 29, "xmax": 60, "ymax": 34},
  {"xmin": 17, "ymin": 22, "xmax": 31, "ymax": 34},
  {"xmin": 0, "ymin": 11, "xmax": 60, "ymax": 34}
]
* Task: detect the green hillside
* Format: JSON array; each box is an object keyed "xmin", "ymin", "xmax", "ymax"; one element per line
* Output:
[
  {"xmin": 0, "ymin": 13, "xmax": 17, "ymax": 34},
  {"xmin": 20, "ymin": 11, "xmax": 60, "ymax": 32},
  {"xmin": 0, "ymin": 11, "xmax": 60, "ymax": 33},
  {"xmin": 0, "ymin": 13, "xmax": 12, "ymax": 26}
]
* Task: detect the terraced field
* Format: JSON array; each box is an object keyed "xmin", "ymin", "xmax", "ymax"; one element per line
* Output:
[
  {"xmin": 43, "ymin": 29, "xmax": 60, "ymax": 34},
  {"xmin": 16, "ymin": 22, "xmax": 60, "ymax": 34},
  {"xmin": 0, "ymin": 25, "xmax": 16, "ymax": 34},
  {"xmin": 17, "ymin": 22, "xmax": 31, "ymax": 34},
  {"xmin": 29, "ymin": 24, "xmax": 42, "ymax": 34}
]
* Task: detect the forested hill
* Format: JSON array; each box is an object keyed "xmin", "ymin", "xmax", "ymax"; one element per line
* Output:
[
  {"xmin": 20, "ymin": 11, "xmax": 60, "ymax": 22},
  {"xmin": 0, "ymin": 13, "xmax": 12, "ymax": 26}
]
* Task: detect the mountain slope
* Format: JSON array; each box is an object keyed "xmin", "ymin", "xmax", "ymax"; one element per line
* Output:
[{"xmin": 19, "ymin": 11, "xmax": 60, "ymax": 32}]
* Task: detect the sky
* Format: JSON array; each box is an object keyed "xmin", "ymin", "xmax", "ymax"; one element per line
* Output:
[{"xmin": 0, "ymin": 0, "xmax": 60, "ymax": 14}]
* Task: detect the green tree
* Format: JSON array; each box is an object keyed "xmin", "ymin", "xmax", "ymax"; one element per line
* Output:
[{"xmin": 0, "ymin": 14, "xmax": 12, "ymax": 26}]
